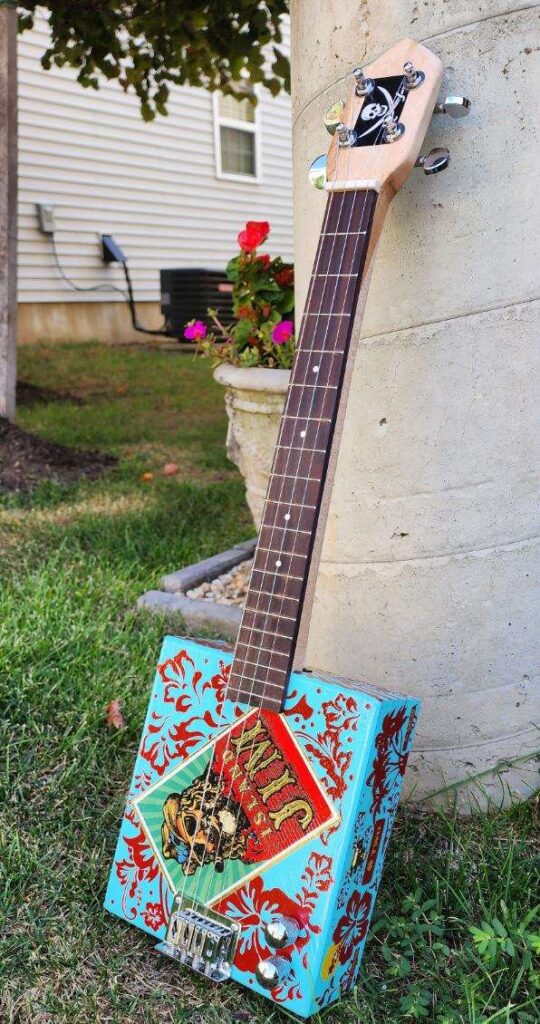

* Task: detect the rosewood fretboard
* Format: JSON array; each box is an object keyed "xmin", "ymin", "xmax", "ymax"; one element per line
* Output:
[{"xmin": 227, "ymin": 188, "xmax": 378, "ymax": 710}]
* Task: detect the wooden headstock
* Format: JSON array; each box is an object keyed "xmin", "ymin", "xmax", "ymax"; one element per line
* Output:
[{"xmin": 325, "ymin": 38, "xmax": 444, "ymax": 199}]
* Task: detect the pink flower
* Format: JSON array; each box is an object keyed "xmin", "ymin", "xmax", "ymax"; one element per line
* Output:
[
  {"xmin": 272, "ymin": 320, "xmax": 294, "ymax": 345},
  {"xmin": 183, "ymin": 320, "xmax": 207, "ymax": 341}
]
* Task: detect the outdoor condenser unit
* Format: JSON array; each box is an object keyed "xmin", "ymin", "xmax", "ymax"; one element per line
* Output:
[{"xmin": 160, "ymin": 268, "xmax": 234, "ymax": 340}]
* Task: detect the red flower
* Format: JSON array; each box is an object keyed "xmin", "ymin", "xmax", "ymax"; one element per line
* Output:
[
  {"xmin": 215, "ymin": 875, "xmax": 307, "ymax": 974},
  {"xmin": 143, "ymin": 901, "xmax": 166, "ymax": 932},
  {"xmin": 238, "ymin": 220, "xmax": 270, "ymax": 253},
  {"xmin": 257, "ymin": 253, "xmax": 271, "ymax": 268},
  {"xmin": 236, "ymin": 305, "xmax": 256, "ymax": 320},
  {"xmin": 274, "ymin": 267, "xmax": 294, "ymax": 287}
]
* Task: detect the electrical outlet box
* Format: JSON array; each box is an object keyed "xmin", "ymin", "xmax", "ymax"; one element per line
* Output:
[{"xmin": 36, "ymin": 203, "xmax": 56, "ymax": 235}]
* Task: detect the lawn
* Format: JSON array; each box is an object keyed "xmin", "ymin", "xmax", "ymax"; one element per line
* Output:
[{"xmin": 0, "ymin": 343, "xmax": 538, "ymax": 1024}]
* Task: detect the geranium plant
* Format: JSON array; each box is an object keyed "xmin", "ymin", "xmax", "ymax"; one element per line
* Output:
[{"xmin": 184, "ymin": 221, "xmax": 295, "ymax": 369}]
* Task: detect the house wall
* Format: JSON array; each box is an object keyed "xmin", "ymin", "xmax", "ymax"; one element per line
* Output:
[{"xmin": 17, "ymin": 15, "xmax": 293, "ymax": 344}]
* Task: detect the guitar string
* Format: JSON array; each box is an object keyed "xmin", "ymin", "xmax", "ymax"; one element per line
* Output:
[
  {"xmin": 291, "ymin": 100, "xmax": 402, "ymax": 1013},
  {"xmin": 200, "ymin": 99, "xmax": 392, "ymax": 912},
  {"xmin": 191, "ymin": 128, "xmax": 382, "ymax": 913},
  {"xmin": 179, "ymin": 83, "xmax": 388, "ymax": 908},
  {"xmin": 186, "ymin": 189, "xmax": 342, "ymax": 909},
  {"xmin": 190, "ymin": 145, "xmax": 366, "ymax": 908}
]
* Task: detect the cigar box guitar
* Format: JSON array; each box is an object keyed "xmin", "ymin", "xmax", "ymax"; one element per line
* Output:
[{"xmin": 105, "ymin": 39, "xmax": 470, "ymax": 1017}]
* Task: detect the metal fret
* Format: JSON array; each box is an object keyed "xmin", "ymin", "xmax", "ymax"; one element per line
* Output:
[
  {"xmin": 259, "ymin": 526, "xmax": 312, "ymax": 538},
  {"xmin": 257, "ymin": 545, "xmax": 307, "ymax": 559},
  {"xmin": 269, "ymin": 472, "xmax": 320, "ymax": 483},
  {"xmin": 228, "ymin": 672, "xmax": 285, "ymax": 691},
  {"xmin": 320, "ymin": 230, "xmax": 367, "ymax": 237},
  {"xmin": 265, "ymin": 498, "xmax": 317, "ymax": 509},
  {"xmin": 310, "ymin": 272, "xmax": 358, "ymax": 279},
  {"xmin": 282, "ymin": 415, "xmax": 331, "ymax": 423},
  {"xmin": 250, "ymin": 568, "xmax": 305, "ymax": 582},
  {"xmin": 245, "ymin": 588, "xmax": 300, "ymax": 603},
  {"xmin": 228, "ymin": 690, "xmax": 282, "ymax": 709},
  {"xmin": 235, "ymin": 641, "xmax": 289, "ymax": 658},
  {"xmin": 275, "ymin": 445, "xmax": 326, "ymax": 454},
  {"xmin": 289, "ymin": 382, "xmax": 338, "ymax": 390},
  {"xmin": 234, "ymin": 625, "xmax": 294, "ymax": 641},
  {"xmin": 243, "ymin": 610, "xmax": 298, "ymax": 625}
]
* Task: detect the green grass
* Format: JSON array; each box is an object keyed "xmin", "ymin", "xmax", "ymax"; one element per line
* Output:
[{"xmin": 0, "ymin": 343, "xmax": 538, "ymax": 1024}]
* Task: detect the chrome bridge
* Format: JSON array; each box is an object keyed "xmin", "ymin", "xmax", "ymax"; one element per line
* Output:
[{"xmin": 155, "ymin": 895, "xmax": 239, "ymax": 983}]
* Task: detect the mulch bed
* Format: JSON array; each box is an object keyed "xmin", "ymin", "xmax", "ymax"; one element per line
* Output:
[
  {"xmin": 0, "ymin": 417, "xmax": 116, "ymax": 492},
  {"xmin": 16, "ymin": 380, "xmax": 84, "ymax": 407}
]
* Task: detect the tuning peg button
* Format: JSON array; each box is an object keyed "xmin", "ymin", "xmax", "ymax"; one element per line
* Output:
[
  {"xmin": 415, "ymin": 146, "xmax": 450, "ymax": 174},
  {"xmin": 433, "ymin": 96, "xmax": 471, "ymax": 118},
  {"xmin": 324, "ymin": 100, "xmax": 345, "ymax": 135},
  {"xmin": 383, "ymin": 114, "xmax": 405, "ymax": 143},
  {"xmin": 352, "ymin": 67, "xmax": 375, "ymax": 97},
  {"xmin": 403, "ymin": 60, "xmax": 425, "ymax": 89},
  {"xmin": 308, "ymin": 154, "xmax": 327, "ymax": 189}
]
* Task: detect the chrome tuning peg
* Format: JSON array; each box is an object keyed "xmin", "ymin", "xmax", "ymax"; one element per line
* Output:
[
  {"xmin": 383, "ymin": 113, "xmax": 404, "ymax": 143},
  {"xmin": 415, "ymin": 146, "xmax": 450, "ymax": 175},
  {"xmin": 324, "ymin": 99, "xmax": 345, "ymax": 135},
  {"xmin": 308, "ymin": 154, "xmax": 327, "ymax": 189},
  {"xmin": 433, "ymin": 95, "xmax": 471, "ymax": 118},
  {"xmin": 403, "ymin": 60, "xmax": 425, "ymax": 89},
  {"xmin": 352, "ymin": 66, "xmax": 374, "ymax": 96},
  {"xmin": 336, "ymin": 121, "xmax": 357, "ymax": 148}
]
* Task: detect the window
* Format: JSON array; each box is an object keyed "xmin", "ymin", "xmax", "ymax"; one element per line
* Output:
[{"xmin": 213, "ymin": 89, "xmax": 261, "ymax": 181}]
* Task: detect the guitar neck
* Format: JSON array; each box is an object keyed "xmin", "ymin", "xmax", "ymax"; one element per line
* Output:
[{"xmin": 227, "ymin": 187, "xmax": 380, "ymax": 710}]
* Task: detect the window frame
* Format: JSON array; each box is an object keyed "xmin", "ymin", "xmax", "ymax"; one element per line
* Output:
[{"xmin": 212, "ymin": 88, "xmax": 262, "ymax": 184}]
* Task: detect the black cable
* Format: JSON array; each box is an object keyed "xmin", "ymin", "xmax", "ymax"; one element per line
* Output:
[
  {"xmin": 51, "ymin": 234, "xmax": 128, "ymax": 296},
  {"xmin": 50, "ymin": 233, "xmax": 170, "ymax": 337},
  {"xmin": 120, "ymin": 261, "xmax": 169, "ymax": 336}
]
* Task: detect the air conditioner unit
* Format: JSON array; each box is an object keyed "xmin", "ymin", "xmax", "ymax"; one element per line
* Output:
[{"xmin": 160, "ymin": 268, "xmax": 234, "ymax": 340}]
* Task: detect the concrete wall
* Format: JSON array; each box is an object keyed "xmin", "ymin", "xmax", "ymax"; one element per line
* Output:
[
  {"xmin": 17, "ymin": 13, "xmax": 293, "ymax": 344},
  {"xmin": 291, "ymin": 1, "xmax": 540, "ymax": 809}
]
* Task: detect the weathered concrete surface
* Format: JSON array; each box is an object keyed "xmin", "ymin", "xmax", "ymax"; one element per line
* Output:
[
  {"xmin": 291, "ymin": 0, "xmax": 540, "ymax": 809},
  {"xmin": 0, "ymin": 6, "xmax": 17, "ymax": 420},
  {"xmin": 214, "ymin": 365, "xmax": 290, "ymax": 528}
]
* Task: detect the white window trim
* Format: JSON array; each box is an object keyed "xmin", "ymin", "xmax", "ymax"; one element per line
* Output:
[{"xmin": 212, "ymin": 89, "xmax": 262, "ymax": 184}]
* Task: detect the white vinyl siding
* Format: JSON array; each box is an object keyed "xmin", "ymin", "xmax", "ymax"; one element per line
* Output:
[{"xmin": 17, "ymin": 16, "xmax": 292, "ymax": 304}]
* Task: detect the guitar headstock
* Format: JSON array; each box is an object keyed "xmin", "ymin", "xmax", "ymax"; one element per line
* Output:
[{"xmin": 310, "ymin": 38, "xmax": 469, "ymax": 198}]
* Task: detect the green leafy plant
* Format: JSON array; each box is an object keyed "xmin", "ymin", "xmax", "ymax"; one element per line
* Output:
[
  {"xmin": 12, "ymin": 1, "xmax": 290, "ymax": 119},
  {"xmin": 185, "ymin": 220, "xmax": 296, "ymax": 369},
  {"xmin": 470, "ymin": 903, "xmax": 540, "ymax": 973}
]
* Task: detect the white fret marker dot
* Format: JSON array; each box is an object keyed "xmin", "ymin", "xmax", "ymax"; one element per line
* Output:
[
  {"xmin": 300, "ymin": 430, "xmax": 306, "ymax": 438},
  {"xmin": 275, "ymin": 560, "xmax": 282, "ymax": 567},
  {"xmin": 284, "ymin": 513, "xmax": 291, "ymax": 521},
  {"xmin": 313, "ymin": 365, "xmax": 319, "ymax": 373}
]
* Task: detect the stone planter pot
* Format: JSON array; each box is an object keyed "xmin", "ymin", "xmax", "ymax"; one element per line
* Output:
[{"xmin": 214, "ymin": 364, "xmax": 290, "ymax": 529}]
